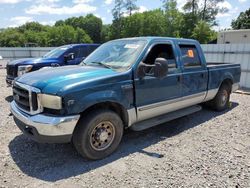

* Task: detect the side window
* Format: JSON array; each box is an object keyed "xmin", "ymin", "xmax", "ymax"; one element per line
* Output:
[
  {"xmin": 67, "ymin": 48, "xmax": 80, "ymax": 59},
  {"xmin": 144, "ymin": 43, "xmax": 177, "ymax": 70},
  {"xmin": 179, "ymin": 45, "xmax": 201, "ymax": 67},
  {"xmin": 78, "ymin": 47, "xmax": 87, "ymax": 58},
  {"xmin": 88, "ymin": 45, "xmax": 98, "ymax": 55}
]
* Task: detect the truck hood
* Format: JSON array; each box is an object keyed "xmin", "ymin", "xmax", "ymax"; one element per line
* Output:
[
  {"xmin": 8, "ymin": 58, "xmax": 59, "ymax": 66},
  {"xmin": 16, "ymin": 65, "xmax": 119, "ymax": 95}
]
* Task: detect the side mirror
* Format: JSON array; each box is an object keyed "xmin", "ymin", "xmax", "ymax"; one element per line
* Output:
[
  {"xmin": 154, "ymin": 58, "xmax": 168, "ymax": 78},
  {"xmin": 64, "ymin": 53, "xmax": 75, "ymax": 62},
  {"xmin": 137, "ymin": 58, "xmax": 168, "ymax": 79}
]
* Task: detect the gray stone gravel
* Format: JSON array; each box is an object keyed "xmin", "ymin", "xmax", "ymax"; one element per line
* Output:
[{"xmin": 0, "ymin": 69, "xmax": 249, "ymax": 188}]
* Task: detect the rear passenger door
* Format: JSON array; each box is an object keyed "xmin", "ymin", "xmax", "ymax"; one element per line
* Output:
[{"xmin": 178, "ymin": 43, "xmax": 208, "ymax": 103}]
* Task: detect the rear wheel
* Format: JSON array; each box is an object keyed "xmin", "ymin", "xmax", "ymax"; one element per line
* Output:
[
  {"xmin": 73, "ymin": 109, "xmax": 124, "ymax": 160},
  {"xmin": 210, "ymin": 84, "xmax": 231, "ymax": 111}
]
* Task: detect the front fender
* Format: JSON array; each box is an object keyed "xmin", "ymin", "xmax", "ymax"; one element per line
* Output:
[{"xmin": 64, "ymin": 86, "xmax": 133, "ymax": 115}]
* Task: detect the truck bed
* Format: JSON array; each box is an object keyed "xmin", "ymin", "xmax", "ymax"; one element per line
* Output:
[
  {"xmin": 206, "ymin": 62, "xmax": 241, "ymax": 91},
  {"xmin": 206, "ymin": 62, "xmax": 239, "ymax": 68}
]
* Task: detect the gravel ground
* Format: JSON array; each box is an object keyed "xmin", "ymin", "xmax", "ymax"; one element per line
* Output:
[{"xmin": 0, "ymin": 68, "xmax": 249, "ymax": 188}]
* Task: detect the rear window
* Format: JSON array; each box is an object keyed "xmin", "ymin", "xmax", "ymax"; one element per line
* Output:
[{"xmin": 179, "ymin": 45, "xmax": 201, "ymax": 67}]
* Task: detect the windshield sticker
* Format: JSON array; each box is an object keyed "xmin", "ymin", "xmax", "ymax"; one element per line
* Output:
[
  {"xmin": 124, "ymin": 44, "xmax": 140, "ymax": 49},
  {"xmin": 187, "ymin": 50, "xmax": 194, "ymax": 58}
]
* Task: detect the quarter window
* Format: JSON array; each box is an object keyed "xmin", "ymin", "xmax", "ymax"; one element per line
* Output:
[{"xmin": 179, "ymin": 45, "xmax": 201, "ymax": 67}]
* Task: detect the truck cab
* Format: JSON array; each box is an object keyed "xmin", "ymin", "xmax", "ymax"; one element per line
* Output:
[
  {"xmin": 10, "ymin": 37, "xmax": 241, "ymax": 160},
  {"xmin": 6, "ymin": 44, "xmax": 100, "ymax": 86}
]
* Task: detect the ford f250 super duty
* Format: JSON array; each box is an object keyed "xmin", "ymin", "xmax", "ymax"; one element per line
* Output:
[
  {"xmin": 10, "ymin": 37, "xmax": 241, "ymax": 160},
  {"xmin": 6, "ymin": 44, "xmax": 99, "ymax": 86}
]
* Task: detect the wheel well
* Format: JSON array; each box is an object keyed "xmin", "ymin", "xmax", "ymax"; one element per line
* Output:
[
  {"xmin": 80, "ymin": 102, "xmax": 129, "ymax": 128},
  {"xmin": 221, "ymin": 79, "xmax": 233, "ymax": 92}
]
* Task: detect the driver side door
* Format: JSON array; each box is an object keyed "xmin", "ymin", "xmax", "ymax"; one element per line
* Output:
[{"xmin": 134, "ymin": 42, "xmax": 182, "ymax": 122}]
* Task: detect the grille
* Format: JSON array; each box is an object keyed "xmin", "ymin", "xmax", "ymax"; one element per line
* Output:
[
  {"xmin": 13, "ymin": 82, "xmax": 42, "ymax": 115},
  {"xmin": 6, "ymin": 65, "xmax": 17, "ymax": 77}
]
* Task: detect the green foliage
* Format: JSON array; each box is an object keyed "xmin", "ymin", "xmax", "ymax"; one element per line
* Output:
[
  {"xmin": 0, "ymin": 0, "xmax": 222, "ymax": 47},
  {"xmin": 0, "ymin": 28, "xmax": 25, "ymax": 47},
  {"xmin": 231, "ymin": 8, "xmax": 250, "ymax": 29},
  {"xmin": 163, "ymin": 0, "xmax": 184, "ymax": 37},
  {"xmin": 125, "ymin": 0, "xmax": 139, "ymax": 16},
  {"xmin": 47, "ymin": 25, "xmax": 92, "ymax": 46},
  {"xmin": 55, "ymin": 14, "xmax": 102, "ymax": 43},
  {"xmin": 0, "ymin": 22, "xmax": 92, "ymax": 47},
  {"xmin": 191, "ymin": 21, "xmax": 217, "ymax": 44}
]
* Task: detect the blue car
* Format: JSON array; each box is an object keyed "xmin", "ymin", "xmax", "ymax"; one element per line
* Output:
[{"xmin": 6, "ymin": 43, "xmax": 100, "ymax": 86}]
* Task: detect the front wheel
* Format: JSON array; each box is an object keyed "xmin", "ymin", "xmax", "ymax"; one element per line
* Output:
[{"xmin": 73, "ymin": 109, "xmax": 124, "ymax": 160}]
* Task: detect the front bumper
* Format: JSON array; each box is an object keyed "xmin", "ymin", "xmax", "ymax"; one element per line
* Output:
[{"xmin": 10, "ymin": 101, "xmax": 80, "ymax": 143}]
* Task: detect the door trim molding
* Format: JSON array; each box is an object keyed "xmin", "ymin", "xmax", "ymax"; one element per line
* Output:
[
  {"xmin": 136, "ymin": 91, "xmax": 207, "ymax": 122},
  {"xmin": 138, "ymin": 92, "xmax": 206, "ymax": 112}
]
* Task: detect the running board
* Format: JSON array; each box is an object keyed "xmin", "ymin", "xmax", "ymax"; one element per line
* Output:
[{"xmin": 131, "ymin": 105, "xmax": 202, "ymax": 131}]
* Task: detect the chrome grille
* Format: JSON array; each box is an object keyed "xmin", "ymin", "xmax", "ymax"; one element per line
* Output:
[
  {"xmin": 13, "ymin": 82, "xmax": 43, "ymax": 115},
  {"xmin": 7, "ymin": 65, "xmax": 17, "ymax": 77}
]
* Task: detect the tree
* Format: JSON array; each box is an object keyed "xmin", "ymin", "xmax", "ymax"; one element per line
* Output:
[
  {"xmin": 47, "ymin": 25, "xmax": 92, "ymax": 46},
  {"xmin": 111, "ymin": 0, "xmax": 125, "ymax": 39},
  {"xmin": 183, "ymin": 0, "xmax": 199, "ymax": 15},
  {"xmin": 121, "ymin": 12, "xmax": 144, "ymax": 37},
  {"xmin": 191, "ymin": 20, "xmax": 216, "ymax": 43},
  {"xmin": 181, "ymin": 0, "xmax": 199, "ymax": 38},
  {"xmin": 101, "ymin": 24, "xmax": 112, "ymax": 42},
  {"xmin": 18, "ymin": 22, "xmax": 48, "ymax": 33},
  {"xmin": 200, "ymin": 0, "xmax": 228, "ymax": 25},
  {"xmin": 0, "ymin": 28, "xmax": 25, "ymax": 47},
  {"xmin": 55, "ymin": 14, "xmax": 102, "ymax": 43},
  {"xmin": 75, "ymin": 28, "xmax": 93, "ymax": 44},
  {"xmin": 162, "ymin": 0, "xmax": 184, "ymax": 37},
  {"xmin": 125, "ymin": 0, "xmax": 138, "ymax": 16},
  {"xmin": 142, "ymin": 9, "xmax": 166, "ymax": 36},
  {"xmin": 231, "ymin": 8, "xmax": 250, "ymax": 29}
]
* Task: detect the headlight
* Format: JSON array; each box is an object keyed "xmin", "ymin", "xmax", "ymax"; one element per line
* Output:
[
  {"xmin": 17, "ymin": 65, "xmax": 33, "ymax": 76},
  {"xmin": 38, "ymin": 94, "xmax": 62, "ymax": 110}
]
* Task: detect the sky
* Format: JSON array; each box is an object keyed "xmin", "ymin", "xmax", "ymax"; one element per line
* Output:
[{"xmin": 0, "ymin": 0, "xmax": 249, "ymax": 30}]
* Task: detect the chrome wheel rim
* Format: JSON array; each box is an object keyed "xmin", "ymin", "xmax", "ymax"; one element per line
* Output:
[
  {"xmin": 90, "ymin": 121, "xmax": 115, "ymax": 151},
  {"xmin": 220, "ymin": 90, "xmax": 228, "ymax": 106}
]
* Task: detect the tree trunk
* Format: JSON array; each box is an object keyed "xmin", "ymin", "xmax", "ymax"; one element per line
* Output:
[{"xmin": 202, "ymin": 0, "xmax": 207, "ymax": 20}]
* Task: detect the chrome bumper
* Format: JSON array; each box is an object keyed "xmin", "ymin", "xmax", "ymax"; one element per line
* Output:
[{"xmin": 11, "ymin": 101, "xmax": 80, "ymax": 139}]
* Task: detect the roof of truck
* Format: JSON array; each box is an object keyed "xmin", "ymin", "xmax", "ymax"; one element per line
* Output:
[
  {"xmin": 60, "ymin": 43, "xmax": 100, "ymax": 48},
  {"xmin": 114, "ymin": 37, "xmax": 199, "ymax": 43}
]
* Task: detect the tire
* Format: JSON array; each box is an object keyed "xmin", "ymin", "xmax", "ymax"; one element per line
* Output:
[
  {"xmin": 72, "ymin": 109, "xmax": 124, "ymax": 160},
  {"xmin": 210, "ymin": 84, "xmax": 231, "ymax": 111}
]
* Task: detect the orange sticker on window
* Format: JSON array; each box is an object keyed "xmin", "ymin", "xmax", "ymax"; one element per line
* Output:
[{"xmin": 187, "ymin": 50, "xmax": 194, "ymax": 58}]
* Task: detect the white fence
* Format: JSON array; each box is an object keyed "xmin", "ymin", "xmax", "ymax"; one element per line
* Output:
[
  {"xmin": 201, "ymin": 44, "xmax": 250, "ymax": 89},
  {"xmin": 0, "ymin": 47, "xmax": 54, "ymax": 61},
  {"xmin": 0, "ymin": 44, "xmax": 249, "ymax": 88}
]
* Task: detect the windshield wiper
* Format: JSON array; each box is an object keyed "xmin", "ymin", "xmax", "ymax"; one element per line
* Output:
[
  {"xmin": 89, "ymin": 62, "xmax": 113, "ymax": 69},
  {"xmin": 81, "ymin": 61, "xmax": 87, "ymax": 66}
]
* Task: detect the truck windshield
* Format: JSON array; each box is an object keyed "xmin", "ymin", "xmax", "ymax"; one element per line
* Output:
[
  {"xmin": 81, "ymin": 39, "xmax": 147, "ymax": 70},
  {"xmin": 43, "ymin": 46, "xmax": 69, "ymax": 58}
]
